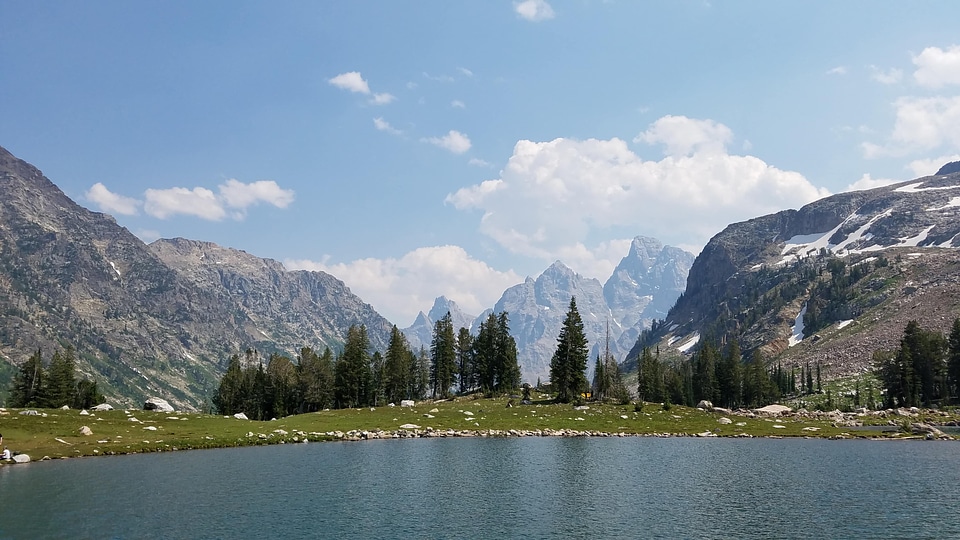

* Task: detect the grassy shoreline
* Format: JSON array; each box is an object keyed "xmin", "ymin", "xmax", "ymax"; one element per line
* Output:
[{"xmin": 1, "ymin": 397, "xmax": 955, "ymax": 465}]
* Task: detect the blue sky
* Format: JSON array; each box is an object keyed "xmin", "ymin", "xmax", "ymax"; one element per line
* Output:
[{"xmin": 2, "ymin": 1, "xmax": 960, "ymax": 326}]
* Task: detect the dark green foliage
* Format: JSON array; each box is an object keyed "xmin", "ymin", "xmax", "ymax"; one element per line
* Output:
[
  {"xmin": 384, "ymin": 326, "xmax": 412, "ymax": 404},
  {"xmin": 947, "ymin": 318, "xmax": 960, "ymax": 400},
  {"xmin": 212, "ymin": 354, "xmax": 244, "ymax": 415},
  {"xmin": 334, "ymin": 325, "xmax": 372, "ymax": 409},
  {"xmin": 297, "ymin": 347, "xmax": 335, "ymax": 412},
  {"xmin": 875, "ymin": 320, "xmax": 948, "ymax": 408},
  {"xmin": 473, "ymin": 312, "xmax": 521, "ymax": 395},
  {"xmin": 8, "ymin": 349, "xmax": 45, "ymax": 407},
  {"xmin": 456, "ymin": 327, "xmax": 474, "ymax": 394},
  {"xmin": 430, "ymin": 312, "xmax": 457, "ymax": 399},
  {"xmin": 549, "ymin": 297, "xmax": 589, "ymax": 403},
  {"xmin": 741, "ymin": 350, "xmax": 780, "ymax": 408},
  {"xmin": 369, "ymin": 351, "xmax": 386, "ymax": 406},
  {"xmin": 265, "ymin": 353, "xmax": 298, "ymax": 418},
  {"xmin": 637, "ymin": 347, "xmax": 665, "ymax": 403},
  {"xmin": 7, "ymin": 346, "xmax": 104, "ymax": 409},
  {"xmin": 411, "ymin": 347, "xmax": 430, "ymax": 400},
  {"xmin": 692, "ymin": 342, "xmax": 719, "ymax": 404},
  {"xmin": 716, "ymin": 340, "xmax": 742, "ymax": 408}
]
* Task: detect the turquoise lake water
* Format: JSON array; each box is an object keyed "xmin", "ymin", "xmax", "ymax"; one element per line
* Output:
[{"xmin": 2, "ymin": 437, "xmax": 959, "ymax": 539}]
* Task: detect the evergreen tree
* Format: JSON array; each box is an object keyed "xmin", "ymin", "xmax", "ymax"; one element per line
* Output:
[
  {"xmin": 265, "ymin": 353, "xmax": 297, "ymax": 418},
  {"xmin": 456, "ymin": 327, "xmax": 475, "ymax": 394},
  {"xmin": 549, "ymin": 297, "xmax": 589, "ymax": 403},
  {"xmin": 717, "ymin": 340, "xmax": 742, "ymax": 408},
  {"xmin": 384, "ymin": 326, "xmax": 412, "ymax": 404},
  {"xmin": 7, "ymin": 349, "xmax": 45, "ymax": 408},
  {"xmin": 297, "ymin": 347, "xmax": 335, "ymax": 412},
  {"xmin": 637, "ymin": 347, "xmax": 665, "ymax": 403},
  {"xmin": 370, "ymin": 351, "xmax": 386, "ymax": 406},
  {"xmin": 473, "ymin": 313, "xmax": 497, "ymax": 394},
  {"xmin": 334, "ymin": 324, "xmax": 372, "ymax": 408},
  {"xmin": 44, "ymin": 347, "xmax": 78, "ymax": 408},
  {"xmin": 410, "ymin": 347, "xmax": 430, "ymax": 400},
  {"xmin": 73, "ymin": 378, "xmax": 104, "ymax": 409},
  {"xmin": 213, "ymin": 354, "xmax": 244, "ymax": 415},
  {"xmin": 949, "ymin": 318, "xmax": 960, "ymax": 401},
  {"xmin": 430, "ymin": 312, "xmax": 457, "ymax": 399},
  {"xmin": 495, "ymin": 312, "xmax": 521, "ymax": 393},
  {"xmin": 692, "ymin": 342, "xmax": 719, "ymax": 404}
]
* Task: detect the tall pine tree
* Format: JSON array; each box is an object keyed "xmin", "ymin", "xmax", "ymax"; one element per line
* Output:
[{"xmin": 549, "ymin": 297, "xmax": 589, "ymax": 403}]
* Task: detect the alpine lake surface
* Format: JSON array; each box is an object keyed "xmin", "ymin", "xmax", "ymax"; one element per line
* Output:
[{"xmin": 2, "ymin": 436, "xmax": 960, "ymax": 539}]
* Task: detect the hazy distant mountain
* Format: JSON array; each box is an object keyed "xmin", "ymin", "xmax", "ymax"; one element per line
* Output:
[
  {"xmin": 0, "ymin": 145, "xmax": 391, "ymax": 409},
  {"xmin": 403, "ymin": 296, "xmax": 475, "ymax": 351}
]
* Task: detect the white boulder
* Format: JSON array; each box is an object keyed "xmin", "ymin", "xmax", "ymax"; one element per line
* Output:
[
  {"xmin": 144, "ymin": 398, "xmax": 175, "ymax": 412},
  {"xmin": 79, "ymin": 426, "xmax": 93, "ymax": 436},
  {"xmin": 234, "ymin": 412, "xmax": 249, "ymax": 420},
  {"xmin": 400, "ymin": 400, "xmax": 415, "ymax": 407},
  {"xmin": 91, "ymin": 403, "xmax": 114, "ymax": 411},
  {"xmin": 12, "ymin": 454, "xmax": 30, "ymax": 463}
]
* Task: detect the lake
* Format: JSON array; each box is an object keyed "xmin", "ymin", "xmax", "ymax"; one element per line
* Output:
[{"xmin": 2, "ymin": 437, "xmax": 959, "ymax": 539}]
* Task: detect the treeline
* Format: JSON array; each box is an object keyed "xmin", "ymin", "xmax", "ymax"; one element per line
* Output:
[
  {"xmin": 212, "ymin": 313, "xmax": 522, "ymax": 420},
  {"xmin": 635, "ymin": 339, "xmax": 792, "ymax": 409},
  {"xmin": 874, "ymin": 318, "xmax": 960, "ymax": 408},
  {"xmin": 6, "ymin": 347, "xmax": 105, "ymax": 409}
]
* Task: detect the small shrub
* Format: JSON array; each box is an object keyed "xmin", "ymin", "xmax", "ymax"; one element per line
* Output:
[
  {"xmin": 634, "ymin": 401, "xmax": 644, "ymax": 413},
  {"xmin": 662, "ymin": 401, "xmax": 672, "ymax": 411}
]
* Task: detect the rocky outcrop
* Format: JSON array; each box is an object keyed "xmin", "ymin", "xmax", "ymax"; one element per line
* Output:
[{"xmin": 403, "ymin": 296, "xmax": 476, "ymax": 350}]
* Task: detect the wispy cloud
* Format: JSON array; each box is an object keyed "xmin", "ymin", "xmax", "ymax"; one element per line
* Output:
[
  {"xmin": 373, "ymin": 117, "xmax": 402, "ymax": 135},
  {"xmin": 515, "ymin": 0, "xmax": 555, "ymax": 21},
  {"xmin": 870, "ymin": 65, "xmax": 903, "ymax": 85},
  {"xmin": 423, "ymin": 130, "xmax": 472, "ymax": 154},
  {"xmin": 370, "ymin": 92, "xmax": 396, "ymax": 105},
  {"xmin": 457, "ymin": 67, "xmax": 474, "ymax": 78},
  {"xmin": 826, "ymin": 66, "xmax": 847, "ymax": 76},
  {"xmin": 451, "ymin": 100, "xmax": 466, "ymax": 109},
  {"xmin": 468, "ymin": 158, "xmax": 493, "ymax": 168}
]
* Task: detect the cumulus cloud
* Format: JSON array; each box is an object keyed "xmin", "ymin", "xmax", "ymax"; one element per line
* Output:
[
  {"xmin": 870, "ymin": 65, "xmax": 903, "ymax": 85},
  {"xmin": 907, "ymin": 154, "xmax": 960, "ymax": 177},
  {"xmin": 328, "ymin": 71, "xmax": 370, "ymax": 94},
  {"xmin": 373, "ymin": 117, "xmax": 402, "ymax": 135},
  {"xmin": 447, "ymin": 116, "xmax": 830, "ymax": 273},
  {"xmin": 862, "ymin": 96, "xmax": 960, "ymax": 157},
  {"xmin": 634, "ymin": 115, "xmax": 733, "ymax": 156},
  {"xmin": 913, "ymin": 45, "xmax": 960, "ymax": 88},
  {"xmin": 144, "ymin": 179, "xmax": 294, "ymax": 221},
  {"xmin": 86, "ymin": 182, "xmax": 141, "ymax": 216},
  {"xmin": 844, "ymin": 173, "xmax": 898, "ymax": 192},
  {"xmin": 423, "ymin": 130, "xmax": 472, "ymax": 154},
  {"xmin": 286, "ymin": 246, "xmax": 522, "ymax": 326},
  {"xmin": 515, "ymin": 0, "xmax": 555, "ymax": 21},
  {"xmin": 144, "ymin": 187, "xmax": 225, "ymax": 220}
]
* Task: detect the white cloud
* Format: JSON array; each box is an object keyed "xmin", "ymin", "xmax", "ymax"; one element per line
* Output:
[
  {"xmin": 844, "ymin": 173, "xmax": 898, "ymax": 192},
  {"xmin": 286, "ymin": 246, "xmax": 522, "ymax": 326},
  {"xmin": 870, "ymin": 65, "xmax": 903, "ymax": 85},
  {"xmin": 907, "ymin": 154, "xmax": 960, "ymax": 177},
  {"xmin": 515, "ymin": 0, "xmax": 555, "ymax": 21},
  {"xmin": 422, "ymin": 130, "xmax": 472, "ymax": 154},
  {"xmin": 85, "ymin": 182, "xmax": 141, "ymax": 216},
  {"xmin": 451, "ymin": 99, "xmax": 466, "ymax": 109},
  {"xmin": 826, "ymin": 66, "xmax": 847, "ymax": 76},
  {"xmin": 913, "ymin": 45, "xmax": 960, "ymax": 88},
  {"xmin": 457, "ymin": 67, "xmax": 474, "ymax": 78},
  {"xmin": 863, "ymin": 96, "xmax": 960, "ymax": 157},
  {"xmin": 373, "ymin": 117, "xmax": 402, "ymax": 135},
  {"xmin": 144, "ymin": 179, "xmax": 294, "ymax": 221},
  {"xmin": 634, "ymin": 115, "xmax": 733, "ymax": 156},
  {"xmin": 447, "ymin": 116, "xmax": 830, "ymax": 272},
  {"xmin": 219, "ymin": 179, "xmax": 294, "ymax": 210},
  {"xmin": 468, "ymin": 158, "xmax": 493, "ymax": 168},
  {"xmin": 370, "ymin": 92, "xmax": 396, "ymax": 105},
  {"xmin": 144, "ymin": 187, "xmax": 225, "ymax": 220},
  {"xmin": 328, "ymin": 71, "xmax": 370, "ymax": 94}
]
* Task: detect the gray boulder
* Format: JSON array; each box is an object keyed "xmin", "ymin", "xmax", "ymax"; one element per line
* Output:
[
  {"xmin": 696, "ymin": 400, "xmax": 713, "ymax": 410},
  {"xmin": 144, "ymin": 398, "xmax": 175, "ymax": 412}
]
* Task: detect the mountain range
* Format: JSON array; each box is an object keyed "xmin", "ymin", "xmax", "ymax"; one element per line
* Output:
[
  {"xmin": 404, "ymin": 237, "xmax": 694, "ymax": 385},
  {"xmin": 3, "ymin": 142, "xmax": 960, "ymax": 409},
  {"xmin": 0, "ymin": 145, "xmax": 391, "ymax": 409}
]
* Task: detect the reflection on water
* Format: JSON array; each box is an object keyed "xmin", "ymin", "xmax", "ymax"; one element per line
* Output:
[{"xmin": 2, "ymin": 437, "xmax": 960, "ymax": 539}]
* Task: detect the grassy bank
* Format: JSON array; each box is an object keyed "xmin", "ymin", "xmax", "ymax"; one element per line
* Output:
[{"xmin": 0, "ymin": 396, "xmax": 949, "ymax": 464}]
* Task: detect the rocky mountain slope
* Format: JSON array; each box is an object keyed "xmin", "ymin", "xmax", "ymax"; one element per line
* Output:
[
  {"xmin": 0, "ymin": 145, "xmax": 391, "ymax": 409},
  {"xmin": 629, "ymin": 169, "xmax": 960, "ymax": 379}
]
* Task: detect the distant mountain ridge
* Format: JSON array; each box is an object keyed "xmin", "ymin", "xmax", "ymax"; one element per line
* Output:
[
  {"xmin": 407, "ymin": 237, "xmax": 695, "ymax": 384},
  {"xmin": 0, "ymin": 145, "xmax": 392, "ymax": 409}
]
